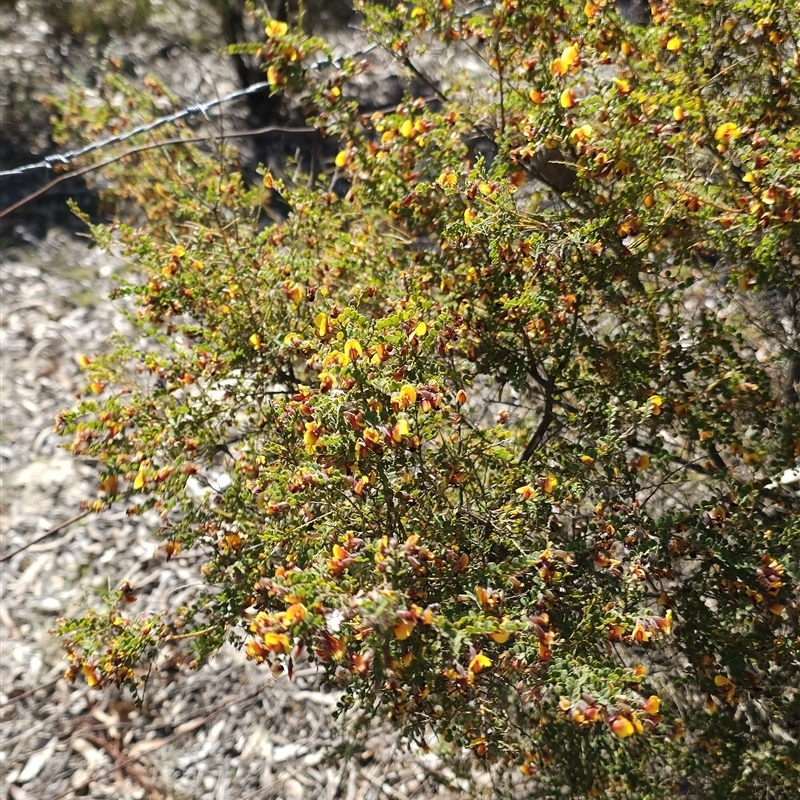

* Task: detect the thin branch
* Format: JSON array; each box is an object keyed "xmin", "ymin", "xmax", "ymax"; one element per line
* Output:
[
  {"xmin": 517, "ymin": 308, "xmax": 580, "ymax": 463},
  {"xmin": 402, "ymin": 56, "xmax": 449, "ymax": 104},
  {"xmin": 706, "ymin": 442, "xmax": 729, "ymax": 473},
  {"xmin": 519, "ymin": 377, "xmax": 555, "ymax": 464},
  {"xmin": 47, "ymin": 680, "xmax": 276, "ymax": 800},
  {"xmin": 81, "ymin": 732, "xmax": 166, "ymax": 798},
  {"xmin": 162, "ymin": 626, "xmax": 214, "ymax": 643},
  {"xmin": 358, "ymin": 766, "xmax": 412, "ymax": 800},
  {"xmin": 0, "ymin": 677, "xmax": 62, "ymax": 706},
  {"xmin": 0, "ymin": 510, "xmax": 91, "ymax": 563}
]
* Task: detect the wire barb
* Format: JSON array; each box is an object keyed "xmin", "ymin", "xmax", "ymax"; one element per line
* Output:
[
  {"xmin": 0, "ymin": 39, "xmax": 383, "ymax": 181},
  {"xmin": 0, "ymin": 80, "xmax": 274, "ymax": 179},
  {"xmin": 0, "ymin": 0, "xmax": 497, "ymax": 183},
  {"xmin": 0, "ymin": 0, "xmax": 506, "ymax": 183}
]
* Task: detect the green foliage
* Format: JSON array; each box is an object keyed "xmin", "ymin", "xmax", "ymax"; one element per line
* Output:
[{"xmin": 54, "ymin": 1, "xmax": 800, "ymax": 797}]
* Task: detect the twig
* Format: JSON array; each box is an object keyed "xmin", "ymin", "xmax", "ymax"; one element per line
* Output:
[
  {"xmin": 518, "ymin": 310, "xmax": 578, "ymax": 463},
  {"xmin": 0, "ymin": 678, "xmax": 62, "ymax": 708},
  {"xmin": 519, "ymin": 378, "xmax": 555, "ymax": 463},
  {"xmin": 0, "ymin": 511, "xmax": 91, "ymax": 563},
  {"xmin": 401, "ymin": 56, "xmax": 449, "ymax": 105},
  {"xmin": 47, "ymin": 680, "xmax": 274, "ymax": 800},
  {"xmin": 357, "ymin": 767, "xmax": 411, "ymax": 800},
  {"xmin": 162, "ymin": 626, "xmax": 214, "ymax": 642},
  {"xmin": 706, "ymin": 442, "xmax": 729, "ymax": 473},
  {"xmin": 82, "ymin": 732, "xmax": 166, "ymax": 799}
]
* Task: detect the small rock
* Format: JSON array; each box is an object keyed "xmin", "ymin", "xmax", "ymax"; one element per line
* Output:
[{"xmin": 36, "ymin": 597, "xmax": 62, "ymax": 613}]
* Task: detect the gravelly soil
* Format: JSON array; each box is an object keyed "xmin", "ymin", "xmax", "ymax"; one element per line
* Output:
[{"xmin": 0, "ymin": 231, "xmax": 484, "ymax": 800}]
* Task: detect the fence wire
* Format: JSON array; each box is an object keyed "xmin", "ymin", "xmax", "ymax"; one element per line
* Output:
[
  {"xmin": 0, "ymin": 1, "xmax": 493, "ymax": 182},
  {"xmin": 0, "ymin": 45, "xmax": 377, "ymax": 181}
]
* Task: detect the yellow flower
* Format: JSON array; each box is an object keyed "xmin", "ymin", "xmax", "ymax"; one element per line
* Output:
[
  {"xmin": 393, "ymin": 620, "xmax": 415, "ymax": 640},
  {"xmin": 658, "ymin": 609, "xmax": 673, "ymax": 636},
  {"xmin": 648, "ymin": 394, "xmax": 663, "ymax": 415},
  {"xmin": 262, "ymin": 631, "xmax": 291, "ymax": 653},
  {"xmin": 281, "ymin": 602, "xmax": 308, "ymax": 625},
  {"xmin": 81, "ymin": 663, "xmax": 101, "ymax": 688},
  {"xmin": 489, "ymin": 628, "xmax": 511, "ymax": 644},
  {"xmin": 612, "ymin": 77, "xmax": 632, "ymax": 94},
  {"xmin": 559, "ymin": 87, "xmax": 577, "ymax": 109},
  {"xmin": 714, "ymin": 122, "xmax": 741, "ymax": 143},
  {"xmin": 395, "ymin": 384, "xmax": 417, "ymax": 408},
  {"xmin": 332, "ymin": 543, "xmax": 349, "ymax": 560},
  {"xmin": 542, "ymin": 475, "xmax": 558, "ymax": 494},
  {"xmin": 643, "ymin": 695, "xmax": 661, "ymax": 715},
  {"xmin": 569, "ymin": 124, "xmax": 594, "ymax": 144},
  {"xmin": 246, "ymin": 639, "xmax": 267, "ymax": 662},
  {"xmin": 392, "ymin": 418, "xmax": 410, "ymax": 443},
  {"xmin": 303, "ymin": 421, "xmax": 322, "ymax": 453},
  {"xmin": 133, "ymin": 468, "xmax": 147, "ymax": 491},
  {"xmin": 267, "ymin": 65, "xmax": 281, "ymax": 86},
  {"xmin": 284, "ymin": 282, "xmax": 304, "ymax": 304},
  {"xmin": 610, "ymin": 715, "xmax": 635, "ymax": 737},
  {"xmin": 551, "ymin": 43, "xmax": 579, "ymax": 76},
  {"xmin": 344, "ymin": 338, "xmax": 363, "ymax": 362},
  {"xmin": 265, "ymin": 19, "xmax": 288, "ymax": 37},
  {"xmin": 318, "ymin": 371, "xmax": 337, "ymax": 391},
  {"xmin": 468, "ymin": 653, "xmax": 492, "ymax": 674},
  {"xmin": 561, "ymin": 44, "xmax": 579, "ymax": 66},
  {"xmin": 363, "ymin": 428, "xmax": 381, "ymax": 445},
  {"xmin": 314, "ymin": 312, "xmax": 329, "ymax": 337},
  {"xmin": 322, "ymin": 350, "xmax": 349, "ymax": 368}
]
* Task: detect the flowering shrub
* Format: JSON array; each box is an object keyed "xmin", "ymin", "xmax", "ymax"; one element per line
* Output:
[{"xmin": 56, "ymin": 1, "xmax": 800, "ymax": 796}]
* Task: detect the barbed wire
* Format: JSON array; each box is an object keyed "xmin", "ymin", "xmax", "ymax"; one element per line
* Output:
[
  {"xmin": 0, "ymin": 1, "xmax": 494, "ymax": 184},
  {"xmin": 0, "ymin": 124, "xmax": 316, "ymax": 221},
  {"xmin": 0, "ymin": 44, "xmax": 377, "ymax": 181}
]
